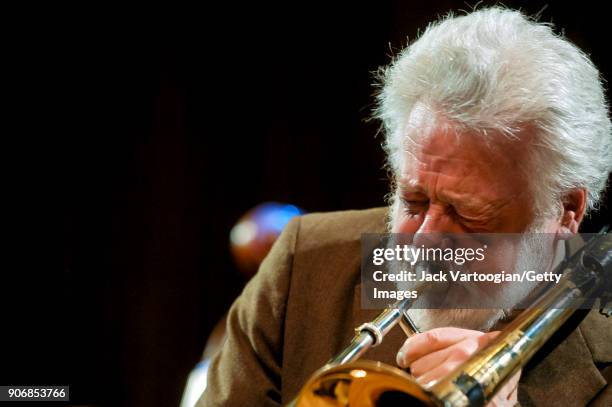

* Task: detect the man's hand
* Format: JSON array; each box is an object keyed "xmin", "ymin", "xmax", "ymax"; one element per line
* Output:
[{"xmin": 396, "ymin": 327, "xmax": 520, "ymax": 406}]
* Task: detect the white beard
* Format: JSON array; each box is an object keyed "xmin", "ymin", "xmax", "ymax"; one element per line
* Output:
[{"xmin": 388, "ymin": 205, "xmax": 559, "ymax": 332}]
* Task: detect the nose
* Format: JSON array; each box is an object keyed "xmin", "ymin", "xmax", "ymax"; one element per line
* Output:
[
  {"xmin": 416, "ymin": 204, "xmax": 460, "ymax": 234},
  {"xmin": 412, "ymin": 204, "xmax": 459, "ymax": 248}
]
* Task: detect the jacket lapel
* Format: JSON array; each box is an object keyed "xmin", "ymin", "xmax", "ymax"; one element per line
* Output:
[{"xmin": 518, "ymin": 319, "xmax": 607, "ymax": 406}]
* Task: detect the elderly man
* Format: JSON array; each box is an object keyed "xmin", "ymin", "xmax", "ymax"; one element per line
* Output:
[{"xmin": 200, "ymin": 7, "xmax": 612, "ymax": 406}]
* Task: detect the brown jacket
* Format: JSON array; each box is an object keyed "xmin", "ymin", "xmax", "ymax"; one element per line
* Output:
[{"xmin": 200, "ymin": 208, "xmax": 612, "ymax": 406}]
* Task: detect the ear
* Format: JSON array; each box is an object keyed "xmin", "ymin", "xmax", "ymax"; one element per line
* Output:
[{"xmin": 556, "ymin": 188, "xmax": 587, "ymax": 234}]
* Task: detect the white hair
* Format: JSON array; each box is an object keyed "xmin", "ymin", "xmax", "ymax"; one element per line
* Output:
[{"xmin": 375, "ymin": 7, "xmax": 612, "ymax": 216}]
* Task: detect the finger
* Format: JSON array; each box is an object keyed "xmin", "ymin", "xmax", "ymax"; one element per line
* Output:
[
  {"xmin": 486, "ymin": 331, "xmax": 501, "ymax": 341},
  {"xmin": 487, "ymin": 387, "xmax": 517, "ymax": 407},
  {"xmin": 416, "ymin": 346, "xmax": 510, "ymax": 392},
  {"xmin": 396, "ymin": 327, "xmax": 484, "ymax": 368},
  {"xmin": 410, "ymin": 336, "xmax": 481, "ymax": 377},
  {"xmin": 504, "ymin": 370, "xmax": 521, "ymax": 402},
  {"xmin": 485, "ymin": 369, "xmax": 521, "ymax": 407},
  {"xmin": 506, "ymin": 387, "xmax": 518, "ymax": 406},
  {"xmin": 415, "ymin": 358, "xmax": 465, "ymax": 387}
]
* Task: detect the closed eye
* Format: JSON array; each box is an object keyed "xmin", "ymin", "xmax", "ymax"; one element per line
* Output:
[
  {"xmin": 400, "ymin": 198, "xmax": 429, "ymax": 215},
  {"xmin": 450, "ymin": 209, "xmax": 494, "ymax": 232}
]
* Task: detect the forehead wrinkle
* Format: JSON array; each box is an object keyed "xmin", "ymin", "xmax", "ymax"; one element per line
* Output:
[
  {"xmin": 399, "ymin": 123, "xmax": 527, "ymax": 210},
  {"xmin": 401, "ymin": 146, "xmax": 476, "ymax": 180}
]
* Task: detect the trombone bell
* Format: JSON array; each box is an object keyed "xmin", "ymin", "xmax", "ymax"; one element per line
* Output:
[{"xmin": 294, "ymin": 360, "xmax": 432, "ymax": 407}]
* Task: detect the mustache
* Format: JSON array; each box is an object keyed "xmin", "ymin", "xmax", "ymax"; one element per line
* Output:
[
  {"xmin": 393, "ymin": 257, "xmax": 472, "ymax": 278},
  {"xmin": 394, "ymin": 259, "xmax": 453, "ymax": 304}
]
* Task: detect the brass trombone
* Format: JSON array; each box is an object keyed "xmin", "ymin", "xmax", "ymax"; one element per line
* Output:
[{"xmin": 290, "ymin": 231, "xmax": 612, "ymax": 406}]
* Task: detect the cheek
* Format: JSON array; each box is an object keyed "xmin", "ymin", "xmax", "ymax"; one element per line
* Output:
[
  {"xmin": 498, "ymin": 200, "xmax": 540, "ymax": 232},
  {"xmin": 535, "ymin": 217, "xmax": 562, "ymax": 233}
]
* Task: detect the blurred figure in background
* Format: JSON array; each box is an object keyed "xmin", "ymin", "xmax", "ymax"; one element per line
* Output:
[{"xmin": 180, "ymin": 203, "xmax": 303, "ymax": 407}]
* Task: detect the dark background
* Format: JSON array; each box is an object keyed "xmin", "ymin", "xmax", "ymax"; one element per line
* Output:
[{"xmin": 5, "ymin": 2, "xmax": 611, "ymax": 407}]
